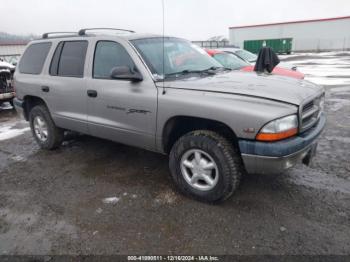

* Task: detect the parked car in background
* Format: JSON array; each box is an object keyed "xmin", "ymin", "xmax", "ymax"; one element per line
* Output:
[
  {"xmin": 218, "ymin": 47, "xmax": 298, "ymax": 71},
  {"xmin": 14, "ymin": 30, "xmax": 325, "ymax": 203},
  {"xmin": 206, "ymin": 49, "xmax": 304, "ymax": 79},
  {"xmin": 0, "ymin": 59, "xmax": 15, "ymax": 107}
]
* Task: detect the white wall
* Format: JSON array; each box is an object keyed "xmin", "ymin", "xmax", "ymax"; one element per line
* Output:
[
  {"xmin": 0, "ymin": 45, "xmax": 26, "ymax": 56},
  {"xmin": 229, "ymin": 18, "xmax": 350, "ymax": 52}
]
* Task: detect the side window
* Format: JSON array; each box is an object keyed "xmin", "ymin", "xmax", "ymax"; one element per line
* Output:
[
  {"xmin": 93, "ymin": 41, "xmax": 135, "ymax": 79},
  {"xmin": 19, "ymin": 42, "xmax": 52, "ymax": 74},
  {"xmin": 50, "ymin": 41, "xmax": 88, "ymax": 77},
  {"xmin": 49, "ymin": 42, "xmax": 64, "ymax": 76}
]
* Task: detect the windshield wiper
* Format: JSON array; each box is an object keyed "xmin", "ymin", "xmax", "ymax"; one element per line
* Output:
[
  {"xmin": 165, "ymin": 69, "xmax": 201, "ymax": 77},
  {"xmin": 202, "ymin": 66, "xmax": 232, "ymax": 72},
  {"xmin": 165, "ymin": 67, "xmax": 223, "ymax": 78}
]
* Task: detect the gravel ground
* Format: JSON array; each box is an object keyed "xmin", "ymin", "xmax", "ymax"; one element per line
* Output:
[{"xmin": 0, "ymin": 52, "xmax": 349, "ymax": 256}]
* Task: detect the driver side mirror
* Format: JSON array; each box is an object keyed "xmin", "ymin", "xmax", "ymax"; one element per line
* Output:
[{"xmin": 110, "ymin": 66, "xmax": 143, "ymax": 82}]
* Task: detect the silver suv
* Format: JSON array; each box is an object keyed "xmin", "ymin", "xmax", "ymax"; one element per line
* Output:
[{"xmin": 14, "ymin": 29, "xmax": 325, "ymax": 203}]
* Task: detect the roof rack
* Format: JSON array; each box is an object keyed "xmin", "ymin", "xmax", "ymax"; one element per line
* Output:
[
  {"xmin": 78, "ymin": 28, "xmax": 135, "ymax": 36},
  {"xmin": 42, "ymin": 32, "xmax": 77, "ymax": 39}
]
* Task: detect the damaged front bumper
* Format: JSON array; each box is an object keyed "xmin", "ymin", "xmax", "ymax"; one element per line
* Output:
[
  {"xmin": 239, "ymin": 113, "xmax": 326, "ymax": 175},
  {"xmin": 0, "ymin": 91, "xmax": 15, "ymax": 101}
]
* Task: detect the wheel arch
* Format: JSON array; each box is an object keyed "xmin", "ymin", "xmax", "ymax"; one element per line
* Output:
[
  {"xmin": 162, "ymin": 115, "xmax": 240, "ymax": 154},
  {"xmin": 23, "ymin": 95, "xmax": 48, "ymax": 120}
]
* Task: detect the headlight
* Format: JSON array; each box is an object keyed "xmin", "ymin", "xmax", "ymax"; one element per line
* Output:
[{"xmin": 256, "ymin": 115, "xmax": 298, "ymax": 141}]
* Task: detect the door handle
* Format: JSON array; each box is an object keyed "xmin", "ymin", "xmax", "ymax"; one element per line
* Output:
[
  {"xmin": 41, "ymin": 86, "xmax": 50, "ymax": 92},
  {"xmin": 87, "ymin": 90, "xmax": 98, "ymax": 98}
]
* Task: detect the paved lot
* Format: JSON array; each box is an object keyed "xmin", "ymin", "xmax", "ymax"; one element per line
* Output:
[{"xmin": 0, "ymin": 52, "xmax": 350, "ymax": 255}]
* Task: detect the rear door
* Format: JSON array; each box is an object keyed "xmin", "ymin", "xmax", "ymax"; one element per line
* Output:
[
  {"xmin": 15, "ymin": 42, "xmax": 52, "ymax": 101},
  {"xmin": 45, "ymin": 40, "xmax": 89, "ymax": 133},
  {"xmin": 86, "ymin": 39, "xmax": 158, "ymax": 150}
]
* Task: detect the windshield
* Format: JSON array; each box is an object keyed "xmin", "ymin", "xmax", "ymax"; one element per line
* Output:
[
  {"xmin": 130, "ymin": 37, "xmax": 222, "ymax": 79},
  {"xmin": 213, "ymin": 53, "xmax": 248, "ymax": 70},
  {"xmin": 235, "ymin": 49, "xmax": 257, "ymax": 63}
]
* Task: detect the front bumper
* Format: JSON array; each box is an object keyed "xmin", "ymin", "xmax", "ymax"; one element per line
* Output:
[
  {"xmin": 13, "ymin": 97, "xmax": 25, "ymax": 116},
  {"xmin": 0, "ymin": 92, "xmax": 15, "ymax": 101},
  {"xmin": 239, "ymin": 113, "xmax": 326, "ymax": 175}
]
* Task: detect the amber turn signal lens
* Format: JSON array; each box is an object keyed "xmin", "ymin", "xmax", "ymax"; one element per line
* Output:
[{"xmin": 256, "ymin": 128, "xmax": 298, "ymax": 142}]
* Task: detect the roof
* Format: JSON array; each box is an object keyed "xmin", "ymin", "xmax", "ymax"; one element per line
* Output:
[
  {"xmin": 29, "ymin": 32, "xmax": 165, "ymax": 43},
  {"xmin": 229, "ymin": 15, "xmax": 350, "ymax": 29}
]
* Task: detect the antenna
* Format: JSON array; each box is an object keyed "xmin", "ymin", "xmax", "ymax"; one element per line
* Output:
[{"xmin": 162, "ymin": 0, "xmax": 166, "ymax": 95}]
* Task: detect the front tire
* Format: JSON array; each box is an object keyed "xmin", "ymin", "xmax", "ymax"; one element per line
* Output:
[
  {"xmin": 29, "ymin": 105, "xmax": 64, "ymax": 150},
  {"xmin": 169, "ymin": 130, "xmax": 243, "ymax": 203}
]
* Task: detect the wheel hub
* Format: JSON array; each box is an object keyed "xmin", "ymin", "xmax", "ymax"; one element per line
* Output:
[
  {"xmin": 180, "ymin": 149, "xmax": 219, "ymax": 191},
  {"xmin": 33, "ymin": 116, "xmax": 48, "ymax": 142}
]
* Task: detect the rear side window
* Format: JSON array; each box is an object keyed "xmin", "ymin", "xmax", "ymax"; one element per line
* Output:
[
  {"xmin": 49, "ymin": 42, "xmax": 64, "ymax": 75},
  {"xmin": 19, "ymin": 42, "xmax": 52, "ymax": 74},
  {"xmin": 93, "ymin": 41, "xmax": 135, "ymax": 79},
  {"xmin": 50, "ymin": 41, "xmax": 88, "ymax": 77}
]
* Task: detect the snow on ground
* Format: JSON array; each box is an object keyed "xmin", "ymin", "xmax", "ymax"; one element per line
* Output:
[
  {"xmin": 102, "ymin": 197, "xmax": 120, "ymax": 204},
  {"xmin": 301, "ymin": 65, "xmax": 350, "ymax": 86},
  {"xmin": 281, "ymin": 51, "xmax": 350, "ymax": 86},
  {"xmin": 284, "ymin": 52, "xmax": 350, "ymax": 112},
  {"xmin": 279, "ymin": 51, "xmax": 350, "ymax": 59},
  {"xmin": 0, "ymin": 120, "xmax": 30, "ymax": 141}
]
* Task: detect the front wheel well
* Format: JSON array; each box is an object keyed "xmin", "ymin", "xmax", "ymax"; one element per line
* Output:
[
  {"xmin": 23, "ymin": 96, "xmax": 47, "ymax": 120},
  {"xmin": 162, "ymin": 116, "xmax": 240, "ymax": 154}
]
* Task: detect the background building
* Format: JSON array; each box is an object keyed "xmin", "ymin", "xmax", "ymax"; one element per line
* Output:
[
  {"xmin": 229, "ymin": 16, "xmax": 350, "ymax": 53},
  {"xmin": 0, "ymin": 42, "xmax": 28, "ymax": 65}
]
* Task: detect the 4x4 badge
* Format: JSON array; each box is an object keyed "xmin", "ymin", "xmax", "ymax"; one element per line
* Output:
[{"xmin": 243, "ymin": 127, "xmax": 255, "ymax": 133}]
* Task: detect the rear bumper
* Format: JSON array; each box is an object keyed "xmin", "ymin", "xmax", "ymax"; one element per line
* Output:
[
  {"xmin": 239, "ymin": 113, "xmax": 326, "ymax": 175},
  {"xmin": 0, "ymin": 92, "xmax": 15, "ymax": 101}
]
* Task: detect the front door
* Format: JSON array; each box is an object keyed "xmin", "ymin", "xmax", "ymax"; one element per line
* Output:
[{"xmin": 87, "ymin": 40, "xmax": 158, "ymax": 150}]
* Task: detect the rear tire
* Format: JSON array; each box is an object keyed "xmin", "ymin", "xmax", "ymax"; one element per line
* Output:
[
  {"xmin": 29, "ymin": 105, "xmax": 64, "ymax": 150},
  {"xmin": 169, "ymin": 130, "xmax": 243, "ymax": 203}
]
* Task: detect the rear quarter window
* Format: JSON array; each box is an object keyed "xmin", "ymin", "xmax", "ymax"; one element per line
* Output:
[{"xmin": 19, "ymin": 42, "xmax": 52, "ymax": 74}]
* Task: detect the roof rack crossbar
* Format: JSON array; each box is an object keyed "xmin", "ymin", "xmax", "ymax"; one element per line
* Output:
[
  {"xmin": 42, "ymin": 32, "xmax": 77, "ymax": 39},
  {"xmin": 78, "ymin": 28, "xmax": 135, "ymax": 36}
]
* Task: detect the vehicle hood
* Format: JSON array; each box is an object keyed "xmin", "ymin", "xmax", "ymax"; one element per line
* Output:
[
  {"xmin": 158, "ymin": 71, "xmax": 323, "ymax": 105},
  {"xmin": 0, "ymin": 61, "xmax": 15, "ymax": 70}
]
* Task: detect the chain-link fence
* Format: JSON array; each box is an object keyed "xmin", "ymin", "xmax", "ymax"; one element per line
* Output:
[{"xmin": 192, "ymin": 40, "xmax": 233, "ymax": 48}]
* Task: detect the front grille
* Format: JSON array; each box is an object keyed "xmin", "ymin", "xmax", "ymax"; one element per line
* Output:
[
  {"xmin": 0, "ymin": 73, "xmax": 14, "ymax": 94},
  {"xmin": 302, "ymin": 100, "xmax": 314, "ymax": 113},
  {"xmin": 300, "ymin": 94, "xmax": 324, "ymax": 132}
]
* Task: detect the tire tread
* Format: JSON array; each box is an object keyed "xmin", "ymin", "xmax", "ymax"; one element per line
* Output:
[
  {"xmin": 29, "ymin": 105, "xmax": 64, "ymax": 150},
  {"xmin": 169, "ymin": 130, "xmax": 243, "ymax": 203}
]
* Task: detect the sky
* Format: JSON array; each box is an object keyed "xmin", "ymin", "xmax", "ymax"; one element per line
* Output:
[{"xmin": 2, "ymin": 0, "xmax": 350, "ymax": 40}]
